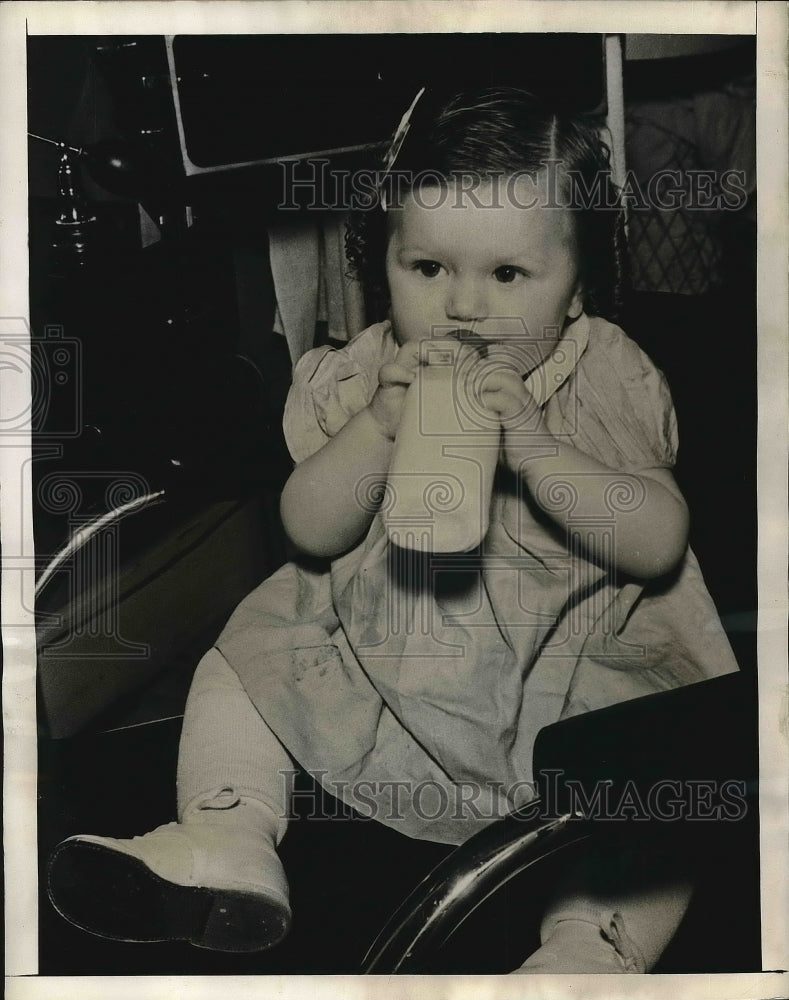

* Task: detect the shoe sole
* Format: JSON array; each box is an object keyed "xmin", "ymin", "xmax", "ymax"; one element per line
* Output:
[{"xmin": 47, "ymin": 839, "xmax": 291, "ymax": 953}]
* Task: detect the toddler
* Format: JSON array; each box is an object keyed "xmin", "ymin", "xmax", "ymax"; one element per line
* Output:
[{"xmin": 48, "ymin": 87, "xmax": 738, "ymax": 973}]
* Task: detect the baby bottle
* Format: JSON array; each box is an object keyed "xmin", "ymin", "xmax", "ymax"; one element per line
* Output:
[{"xmin": 384, "ymin": 333, "xmax": 501, "ymax": 553}]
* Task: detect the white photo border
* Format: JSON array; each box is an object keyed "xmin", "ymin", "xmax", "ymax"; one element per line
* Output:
[{"xmin": 2, "ymin": 2, "xmax": 786, "ymax": 997}]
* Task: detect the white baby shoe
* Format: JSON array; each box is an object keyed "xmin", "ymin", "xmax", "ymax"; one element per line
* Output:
[{"xmin": 47, "ymin": 821, "xmax": 291, "ymax": 952}]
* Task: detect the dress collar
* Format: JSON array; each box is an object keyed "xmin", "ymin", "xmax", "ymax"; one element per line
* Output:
[
  {"xmin": 522, "ymin": 312, "xmax": 590, "ymax": 406},
  {"xmin": 379, "ymin": 313, "xmax": 590, "ymax": 405}
]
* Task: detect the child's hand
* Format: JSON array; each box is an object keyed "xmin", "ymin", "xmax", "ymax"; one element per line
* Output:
[
  {"xmin": 368, "ymin": 341, "xmax": 421, "ymax": 440},
  {"xmin": 479, "ymin": 367, "xmax": 547, "ymax": 461},
  {"xmin": 479, "ymin": 368, "xmax": 540, "ymax": 422}
]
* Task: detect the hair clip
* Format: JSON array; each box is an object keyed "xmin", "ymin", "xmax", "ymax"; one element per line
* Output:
[{"xmin": 380, "ymin": 85, "xmax": 426, "ymax": 212}]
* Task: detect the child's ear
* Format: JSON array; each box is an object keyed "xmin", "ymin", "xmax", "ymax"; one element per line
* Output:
[{"xmin": 567, "ymin": 285, "xmax": 585, "ymax": 322}]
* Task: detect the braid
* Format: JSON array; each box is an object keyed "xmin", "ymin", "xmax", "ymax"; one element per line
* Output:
[{"xmin": 610, "ymin": 205, "xmax": 630, "ymax": 323}]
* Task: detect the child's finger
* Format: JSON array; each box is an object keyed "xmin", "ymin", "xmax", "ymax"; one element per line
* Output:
[
  {"xmin": 394, "ymin": 341, "xmax": 421, "ymax": 370},
  {"xmin": 474, "ymin": 367, "xmax": 530, "ymax": 397},
  {"xmin": 481, "ymin": 386, "xmax": 541, "ymax": 424},
  {"xmin": 480, "ymin": 386, "xmax": 522, "ymax": 415},
  {"xmin": 378, "ymin": 362, "xmax": 417, "ymax": 388}
]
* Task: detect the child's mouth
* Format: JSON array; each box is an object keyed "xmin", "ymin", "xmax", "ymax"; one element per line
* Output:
[{"xmin": 445, "ymin": 328, "xmax": 489, "ymax": 357}]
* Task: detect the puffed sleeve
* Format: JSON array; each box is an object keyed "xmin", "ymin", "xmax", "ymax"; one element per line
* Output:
[
  {"xmin": 282, "ymin": 345, "xmax": 374, "ymax": 464},
  {"xmin": 549, "ymin": 319, "xmax": 679, "ymax": 472},
  {"xmin": 614, "ymin": 333, "xmax": 678, "ymax": 470}
]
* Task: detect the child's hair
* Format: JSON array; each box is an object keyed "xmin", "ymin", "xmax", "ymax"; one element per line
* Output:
[{"xmin": 345, "ymin": 86, "xmax": 627, "ymax": 323}]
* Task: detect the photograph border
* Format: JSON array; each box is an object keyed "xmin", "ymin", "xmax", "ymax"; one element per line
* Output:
[{"xmin": 2, "ymin": 2, "xmax": 787, "ymax": 998}]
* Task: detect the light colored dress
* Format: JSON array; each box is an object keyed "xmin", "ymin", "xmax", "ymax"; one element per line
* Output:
[{"xmin": 216, "ymin": 314, "xmax": 738, "ymax": 845}]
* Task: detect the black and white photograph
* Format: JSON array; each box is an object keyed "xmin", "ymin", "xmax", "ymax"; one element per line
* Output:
[{"xmin": 2, "ymin": 3, "xmax": 787, "ymax": 998}]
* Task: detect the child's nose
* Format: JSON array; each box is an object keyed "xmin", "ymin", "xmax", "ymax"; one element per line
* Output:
[{"xmin": 445, "ymin": 277, "xmax": 487, "ymax": 323}]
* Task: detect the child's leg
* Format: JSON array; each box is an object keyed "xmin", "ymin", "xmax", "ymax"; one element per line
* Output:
[
  {"xmin": 513, "ymin": 839, "xmax": 694, "ymax": 974},
  {"xmin": 177, "ymin": 646, "xmax": 291, "ymax": 842},
  {"xmin": 48, "ymin": 647, "xmax": 295, "ymax": 952}
]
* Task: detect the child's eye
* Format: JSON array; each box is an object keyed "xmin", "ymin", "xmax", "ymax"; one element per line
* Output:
[
  {"xmin": 493, "ymin": 265, "xmax": 526, "ymax": 284},
  {"xmin": 413, "ymin": 260, "xmax": 442, "ymax": 278}
]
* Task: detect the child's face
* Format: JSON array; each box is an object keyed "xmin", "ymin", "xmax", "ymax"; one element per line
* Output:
[{"xmin": 385, "ymin": 174, "xmax": 584, "ymax": 374}]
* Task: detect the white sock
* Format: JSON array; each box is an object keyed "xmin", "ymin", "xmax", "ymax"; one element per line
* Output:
[
  {"xmin": 535, "ymin": 842, "xmax": 693, "ymax": 972},
  {"xmin": 176, "ymin": 647, "xmax": 293, "ymax": 846}
]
